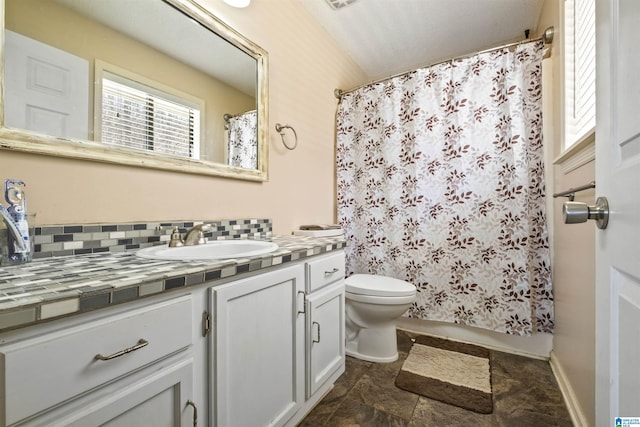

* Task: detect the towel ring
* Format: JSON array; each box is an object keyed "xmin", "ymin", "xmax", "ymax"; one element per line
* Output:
[{"xmin": 275, "ymin": 123, "xmax": 298, "ymax": 150}]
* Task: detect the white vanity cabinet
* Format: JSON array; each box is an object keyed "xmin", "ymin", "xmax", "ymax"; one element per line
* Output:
[
  {"xmin": 0, "ymin": 295, "xmax": 196, "ymax": 427},
  {"xmin": 210, "ymin": 264, "xmax": 306, "ymax": 427},
  {"xmin": 0, "ymin": 247, "xmax": 345, "ymax": 427},
  {"xmin": 304, "ymin": 252, "xmax": 346, "ymax": 399},
  {"xmin": 210, "ymin": 250, "xmax": 346, "ymax": 427}
]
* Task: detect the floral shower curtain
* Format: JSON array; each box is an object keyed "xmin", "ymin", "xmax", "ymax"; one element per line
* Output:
[
  {"xmin": 336, "ymin": 41, "xmax": 553, "ymax": 335},
  {"xmin": 227, "ymin": 110, "xmax": 258, "ymax": 169}
]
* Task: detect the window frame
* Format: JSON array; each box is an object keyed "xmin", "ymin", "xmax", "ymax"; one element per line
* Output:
[{"xmin": 562, "ymin": 0, "xmax": 596, "ymax": 151}]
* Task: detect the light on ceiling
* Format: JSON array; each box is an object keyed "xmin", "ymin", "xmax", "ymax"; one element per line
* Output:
[
  {"xmin": 324, "ymin": 0, "xmax": 358, "ymax": 10},
  {"xmin": 224, "ymin": 0, "xmax": 250, "ymax": 7}
]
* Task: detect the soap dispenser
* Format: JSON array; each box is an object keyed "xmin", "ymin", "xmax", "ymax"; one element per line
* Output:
[{"xmin": 0, "ymin": 179, "xmax": 32, "ymax": 264}]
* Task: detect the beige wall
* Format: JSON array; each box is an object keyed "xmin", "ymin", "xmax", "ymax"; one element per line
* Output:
[
  {"xmin": 538, "ymin": 0, "xmax": 596, "ymax": 425},
  {"xmin": 552, "ymin": 160, "xmax": 595, "ymax": 426},
  {"xmin": 0, "ymin": 0, "xmax": 367, "ymax": 233}
]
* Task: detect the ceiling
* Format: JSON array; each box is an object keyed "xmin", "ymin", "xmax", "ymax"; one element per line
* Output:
[{"xmin": 299, "ymin": 0, "xmax": 545, "ymax": 81}]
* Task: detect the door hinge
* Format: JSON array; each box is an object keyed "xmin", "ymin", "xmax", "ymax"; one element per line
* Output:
[{"xmin": 202, "ymin": 311, "xmax": 211, "ymax": 337}]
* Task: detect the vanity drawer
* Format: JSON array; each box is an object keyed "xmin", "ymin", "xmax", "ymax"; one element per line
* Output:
[
  {"xmin": 0, "ymin": 295, "xmax": 192, "ymax": 426},
  {"xmin": 306, "ymin": 251, "xmax": 346, "ymax": 293}
]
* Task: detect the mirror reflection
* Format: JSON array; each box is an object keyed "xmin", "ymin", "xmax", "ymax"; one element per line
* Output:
[{"xmin": 3, "ymin": 0, "xmax": 267, "ymax": 178}]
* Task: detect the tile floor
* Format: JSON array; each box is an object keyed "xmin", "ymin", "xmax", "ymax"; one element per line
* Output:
[{"xmin": 299, "ymin": 330, "xmax": 573, "ymax": 426}]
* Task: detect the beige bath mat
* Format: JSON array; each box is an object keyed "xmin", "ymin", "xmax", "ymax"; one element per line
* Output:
[{"xmin": 395, "ymin": 335, "xmax": 493, "ymax": 414}]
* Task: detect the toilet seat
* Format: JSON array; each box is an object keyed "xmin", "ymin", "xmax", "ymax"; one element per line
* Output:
[
  {"xmin": 345, "ymin": 274, "xmax": 416, "ymax": 297},
  {"xmin": 345, "ymin": 292, "xmax": 416, "ymax": 305}
]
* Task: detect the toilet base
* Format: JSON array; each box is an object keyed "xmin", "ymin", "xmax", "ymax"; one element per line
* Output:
[
  {"xmin": 345, "ymin": 325, "xmax": 399, "ymax": 363},
  {"xmin": 346, "ymin": 347, "xmax": 398, "ymax": 363}
]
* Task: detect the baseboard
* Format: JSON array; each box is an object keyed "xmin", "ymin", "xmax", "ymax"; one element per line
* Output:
[
  {"xmin": 396, "ymin": 317, "xmax": 553, "ymax": 359},
  {"xmin": 549, "ymin": 351, "xmax": 590, "ymax": 427}
]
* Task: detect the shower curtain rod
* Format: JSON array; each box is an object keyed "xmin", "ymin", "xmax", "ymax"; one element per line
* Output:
[
  {"xmin": 334, "ymin": 26, "xmax": 555, "ymax": 99},
  {"xmin": 223, "ymin": 110, "xmax": 257, "ymax": 122}
]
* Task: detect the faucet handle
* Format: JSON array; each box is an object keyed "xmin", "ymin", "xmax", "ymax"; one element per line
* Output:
[
  {"xmin": 183, "ymin": 223, "xmax": 213, "ymax": 246},
  {"xmin": 194, "ymin": 224, "xmax": 212, "ymax": 245},
  {"xmin": 199, "ymin": 223, "xmax": 213, "ymax": 233},
  {"xmin": 168, "ymin": 226, "xmax": 184, "ymax": 247}
]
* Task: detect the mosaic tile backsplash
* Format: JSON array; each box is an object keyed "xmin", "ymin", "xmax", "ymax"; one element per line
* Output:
[{"xmin": 22, "ymin": 218, "xmax": 272, "ymax": 259}]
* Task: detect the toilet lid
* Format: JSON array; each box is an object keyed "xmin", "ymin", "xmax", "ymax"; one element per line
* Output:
[{"xmin": 345, "ymin": 274, "xmax": 416, "ymax": 297}]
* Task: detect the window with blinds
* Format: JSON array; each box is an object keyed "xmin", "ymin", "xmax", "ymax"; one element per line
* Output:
[
  {"xmin": 564, "ymin": 0, "xmax": 595, "ymax": 148},
  {"xmin": 101, "ymin": 72, "xmax": 200, "ymax": 159}
]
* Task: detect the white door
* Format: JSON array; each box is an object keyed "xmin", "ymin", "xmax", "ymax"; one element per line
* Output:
[
  {"xmin": 4, "ymin": 30, "xmax": 89, "ymax": 139},
  {"xmin": 595, "ymin": 0, "xmax": 640, "ymax": 425}
]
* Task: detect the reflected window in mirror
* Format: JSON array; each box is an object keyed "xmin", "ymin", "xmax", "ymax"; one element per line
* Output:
[
  {"xmin": 2, "ymin": 0, "xmax": 269, "ymax": 181},
  {"xmin": 99, "ymin": 67, "xmax": 203, "ymax": 160}
]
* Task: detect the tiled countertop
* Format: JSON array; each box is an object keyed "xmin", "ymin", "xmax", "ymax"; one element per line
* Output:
[{"xmin": 0, "ymin": 234, "xmax": 346, "ymax": 332}]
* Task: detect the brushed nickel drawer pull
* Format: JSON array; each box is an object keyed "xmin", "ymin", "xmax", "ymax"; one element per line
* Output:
[
  {"xmin": 312, "ymin": 321, "xmax": 321, "ymax": 343},
  {"xmin": 94, "ymin": 338, "xmax": 149, "ymax": 361},
  {"xmin": 186, "ymin": 400, "xmax": 198, "ymax": 427},
  {"xmin": 324, "ymin": 268, "xmax": 339, "ymax": 276},
  {"xmin": 297, "ymin": 290, "xmax": 307, "ymax": 314}
]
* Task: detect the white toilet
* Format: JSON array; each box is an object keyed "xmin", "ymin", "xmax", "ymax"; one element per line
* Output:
[{"xmin": 345, "ymin": 274, "xmax": 417, "ymax": 363}]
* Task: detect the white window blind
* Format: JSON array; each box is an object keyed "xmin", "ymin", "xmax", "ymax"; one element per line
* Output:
[
  {"xmin": 564, "ymin": 0, "xmax": 595, "ymax": 148},
  {"xmin": 101, "ymin": 73, "xmax": 200, "ymax": 159}
]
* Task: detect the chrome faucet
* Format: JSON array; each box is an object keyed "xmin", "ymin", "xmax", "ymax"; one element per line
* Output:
[
  {"xmin": 169, "ymin": 224, "xmax": 213, "ymax": 247},
  {"xmin": 0, "ymin": 179, "xmax": 31, "ymax": 264}
]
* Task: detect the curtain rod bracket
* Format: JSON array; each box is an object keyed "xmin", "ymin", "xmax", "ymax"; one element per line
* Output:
[{"xmin": 542, "ymin": 26, "xmax": 554, "ymax": 44}]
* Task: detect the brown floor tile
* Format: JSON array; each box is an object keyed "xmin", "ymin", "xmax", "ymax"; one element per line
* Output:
[
  {"xmin": 299, "ymin": 332, "xmax": 573, "ymax": 426},
  {"xmin": 491, "ymin": 351, "xmax": 572, "ymax": 425},
  {"xmin": 300, "ymin": 358, "xmax": 374, "ymax": 426},
  {"xmin": 329, "ymin": 399, "xmax": 409, "ymax": 427},
  {"xmin": 409, "ymin": 397, "xmax": 495, "ymax": 427}
]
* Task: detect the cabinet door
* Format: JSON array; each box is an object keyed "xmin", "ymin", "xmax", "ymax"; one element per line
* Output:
[
  {"xmin": 307, "ymin": 280, "xmax": 345, "ymax": 398},
  {"xmin": 211, "ymin": 265, "xmax": 305, "ymax": 427},
  {"xmin": 27, "ymin": 356, "xmax": 195, "ymax": 427}
]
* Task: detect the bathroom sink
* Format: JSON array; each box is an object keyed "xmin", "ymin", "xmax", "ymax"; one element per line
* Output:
[{"xmin": 135, "ymin": 240, "xmax": 278, "ymax": 261}]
